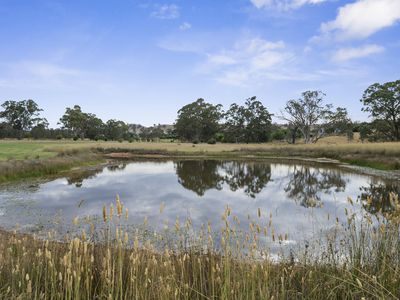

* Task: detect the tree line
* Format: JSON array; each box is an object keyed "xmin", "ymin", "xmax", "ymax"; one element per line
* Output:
[
  {"xmin": 0, "ymin": 103, "xmax": 174, "ymax": 141},
  {"xmin": 0, "ymin": 79, "xmax": 399, "ymax": 143},
  {"xmin": 175, "ymin": 80, "xmax": 400, "ymax": 144}
]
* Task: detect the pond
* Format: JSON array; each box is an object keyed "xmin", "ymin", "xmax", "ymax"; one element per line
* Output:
[{"xmin": 0, "ymin": 159, "xmax": 399, "ymax": 253}]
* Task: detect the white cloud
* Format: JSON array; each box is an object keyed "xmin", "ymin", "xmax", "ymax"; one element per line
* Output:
[
  {"xmin": 0, "ymin": 60, "xmax": 90, "ymax": 89},
  {"xmin": 332, "ymin": 44, "xmax": 384, "ymax": 61},
  {"xmin": 179, "ymin": 22, "xmax": 192, "ymax": 31},
  {"xmin": 207, "ymin": 54, "xmax": 237, "ymax": 66},
  {"xmin": 201, "ymin": 38, "xmax": 295, "ymax": 86},
  {"xmin": 17, "ymin": 61, "xmax": 82, "ymax": 78},
  {"xmin": 320, "ymin": 0, "xmax": 400, "ymax": 40},
  {"xmin": 250, "ymin": 0, "xmax": 327, "ymax": 10},
  {"xmin": 151, "ymin": 4, "xmax": 179, "ymax": 20}
]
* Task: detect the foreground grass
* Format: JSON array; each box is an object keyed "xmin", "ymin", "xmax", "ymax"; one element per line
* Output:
[{"xmin": 0, "ymin": 195, "xmax": 399, "ymax": 299}]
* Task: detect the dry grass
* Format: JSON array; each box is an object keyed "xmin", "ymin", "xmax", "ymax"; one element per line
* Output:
[
  {"xmin": 0, "ymin": 194, "xmax": 399, "ymax": 299},
  {"xmin": 1, "ymin": 137, "xmax": 400, "ymax": 183},
  {"xmin": 0, "ymin": 150, "xmax": 103, "ymax": 182},
  {"xmin": 1, "ymin": 135, "xmax": 399, "ymax": 157}
]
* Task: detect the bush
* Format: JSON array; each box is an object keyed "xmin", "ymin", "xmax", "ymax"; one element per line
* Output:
[
  {"xmin": 56, "ymin": 135, "xmax": 63, "ymax": 140},
  {"xmin": 118, "ymin": 138, "xmax": 124, "ymax": 143},
  {"xmin": 207, "ymin": 138, "xmax": 216, "ymax": 144},
  {"xmin": 271, "ymin": 129, "xmax": 287, "ymax": 141},
  {"xmin": 215, "ymin": 133, "xmax": 224, "ymax": 142},
  {"xmin": 73, "ymin": 136, "xmax": 79, "ymax": 141}
]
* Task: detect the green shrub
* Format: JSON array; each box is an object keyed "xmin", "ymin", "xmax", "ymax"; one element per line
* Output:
[{"xmin": 207, "ymin": 138, "xmax": 216, "ymax": 144}]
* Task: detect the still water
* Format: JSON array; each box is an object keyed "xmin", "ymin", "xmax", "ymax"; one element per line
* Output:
[{"xmin": 0, "ymin": 159, "xmax": 398, "ymax": 248}]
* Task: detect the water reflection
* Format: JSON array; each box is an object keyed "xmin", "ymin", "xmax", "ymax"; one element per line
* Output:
[
  {"xmin": 0, "ymin": 159, "xmax": 399, "ymax": 250},
  {"xmin": 175, "ymin": 160, "xmax": 271, "ymax": 198},
  {"xmin": 221, "ymin": 161, "xmax": 271, "ymax": 198},
  {"xmin": 284, "ymin": 165, "xmax": 347, "ymax": 207},
  {"xmin": 66, "ymin": 163, "xmax": 127, "ymax": 187},
  {"xmin": 359, "ymin": 181, "xmax": 400, "ymax": 214},
  {"xmin": 175, "ymin": 160, "xmax": 224, "ymax": 196}
]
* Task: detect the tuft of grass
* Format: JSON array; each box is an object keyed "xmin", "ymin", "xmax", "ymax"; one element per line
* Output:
[{"xmin": 0, "ymin": 193, "xmax": 399, "ymax": 299}]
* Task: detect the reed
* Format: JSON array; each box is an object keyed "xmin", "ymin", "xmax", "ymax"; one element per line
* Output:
[{"xmin": 0, "ymin": 193, "xmax": 399, "ymax": 299}]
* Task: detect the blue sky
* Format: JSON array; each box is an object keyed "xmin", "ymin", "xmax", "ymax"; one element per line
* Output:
[{"xmin": 0, "ymin": 0, "xmax": 399, "ymax": 126}]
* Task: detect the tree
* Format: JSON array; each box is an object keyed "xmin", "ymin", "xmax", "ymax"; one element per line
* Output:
[
  {"xmin": 358, "ymin": 122, "xmax": 373, "ymax": 143},
  {"xmin": 59, "ymin": 105, "xmax": 104, "ymax": 139},
  {"xmin": 280, "ymin": 91, "xmax": 333, "ymax": 144},
  {"xmin": 85, "ymin": 114, "xmax": 104, "ymax": 140},
  {"xmin": 105, "ymin": 119, "xmax": 128, "ymax": 141},
  {"xmin": 224, "ymin": 96, "xmax": 272, "ymax": 143},
  {"xmin": 149, "ymin": 125, "xmax": 165, "ymax": 141},
  {"xmin": 361, "ymin": 80, "xmax": 400, "ymax": 141},
  {"xmin": 175, "ymin": 99, "xmax": 222, "ymax": 142},
  {"xmin": 31, "ymin": 122, "xmax": 50, "ymax": 139},
  {"xmin": 0, "ymin": 100, "xmax": 47, "ymax": 131},
  {"xmin": 327, "ymin": 107, "xmax": 353, "ymax": 142},
  {"xmin": 59, "ymin": 105, "xmax": 88, "ymax": 139},
  {"xmin": 327, "ymin": 107, "xmax": 351, "ymax": 133}
]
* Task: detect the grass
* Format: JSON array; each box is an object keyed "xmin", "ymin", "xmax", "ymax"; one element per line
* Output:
[
  {"xmin": 0, "ymin": 149, "xmax": 104, "ymax": 183},
  {"xmin": 0, "ymin": 137, "xmax": 400, "ymax": 183},
  {"xmin": 0, "ymin": 194, "xmax": 399, "ymax": 299},
  {"xmin": 0, "ymin": 141, "xmax": 57, "ymax": 160}
]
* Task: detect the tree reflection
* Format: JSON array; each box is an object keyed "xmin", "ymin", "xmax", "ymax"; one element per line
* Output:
[
  {"xmin": 284, "ymin": 165, "xmax": 347, "ymax": 207},
  {"xmin": 66, "ymin": 163, "xmax": 127, "ymax": 188},
  {"xmin": 222, "ymin": 161, "xmax": 271, "ymax": 198},
  {"xmin": 107, "ymin": 163, "xmax": 127, "ymax": 172},
  {"xmin": 174, "ymin": 160, "xmax": 271, "ymax": 197},
  {"xmin": 175, "ymin": 160, "xmax": 224, "ymax": 196},
  {"xmin": 359, "ymin": 181, "xmax": 400, "ymax": 214},
  {"xmin": 66, "ymin": 168, "xmax": 103, "ymax": 187}
]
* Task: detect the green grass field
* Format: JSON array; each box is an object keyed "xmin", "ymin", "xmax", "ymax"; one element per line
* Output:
[
  {"xmin": 0, "ymin": 141, "xmax": 58, "ymax": 160},
  {"xmin": 1, "ymin": 134, "xmax": 400, "ymax": 160},
  {"xmin": 0, "ymin": 138, "xmax": 400, "ymax": 182}
]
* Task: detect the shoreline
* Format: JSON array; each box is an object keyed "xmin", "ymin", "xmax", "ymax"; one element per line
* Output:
[{"xmin": 1, "ymin": 140, "xmax": 400, "ymax": 183}]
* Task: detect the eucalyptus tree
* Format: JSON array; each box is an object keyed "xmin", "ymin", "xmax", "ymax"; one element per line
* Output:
[
  {"xmin": 0, "ymin": 99, "xmax": 47, "ymax": 131},
  {"xmin": 175, "ymin": 98, "xmax": 223, "ymax": 142},
  {"xmin": 105, "ymin": 119, "xmax": 128, "ymax": 141},
  {"xmin": 224, "ymin": 96, "xmax": 272, "ymax": 143},
  {"xmin": 361, "ymin": 80, "xmax": 400, "ymax": 141},
  {"xmin": 59, "ymin": 105, "xmax": 104, "ymax": 139},
  {"xmin": 280, "ymin": 91, "xmax": 333, "ymax": 144}
]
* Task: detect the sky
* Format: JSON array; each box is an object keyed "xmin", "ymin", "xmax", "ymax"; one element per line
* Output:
[{"xmin": 0, "ymin": 0, "xmax": 399, "ymax": 127}]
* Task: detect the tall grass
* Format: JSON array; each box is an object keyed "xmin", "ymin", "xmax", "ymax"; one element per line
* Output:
[
  {"xmin": 0, "ymin": 150, "xmax": 103, "ymax": 183},
  {"xmin": 0, "ymin": 194, "xmax": 399, "ymax": 299}
]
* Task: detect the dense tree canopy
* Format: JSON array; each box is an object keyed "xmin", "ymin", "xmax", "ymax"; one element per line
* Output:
[
  {"xmin": 59, "ymin": 105, "xmax": 91, "ymax": 139},
  {"xmin": 361, "ymin": 80, "xmax": 400, "ymax": 141},
  {"xmin": 224, "ymin": 96, "xmax": 272, "ymax": 143},
  {"xmin": 0, "ymin": 100, "xmax": 47, "ymax": 131},
  {"xmin": 175, "ymin": 99, "xmax": 222, "ymax": 142},
  {"xmin": 105, "ymin": 119, "xmax": 128, "ymax": 141}
]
